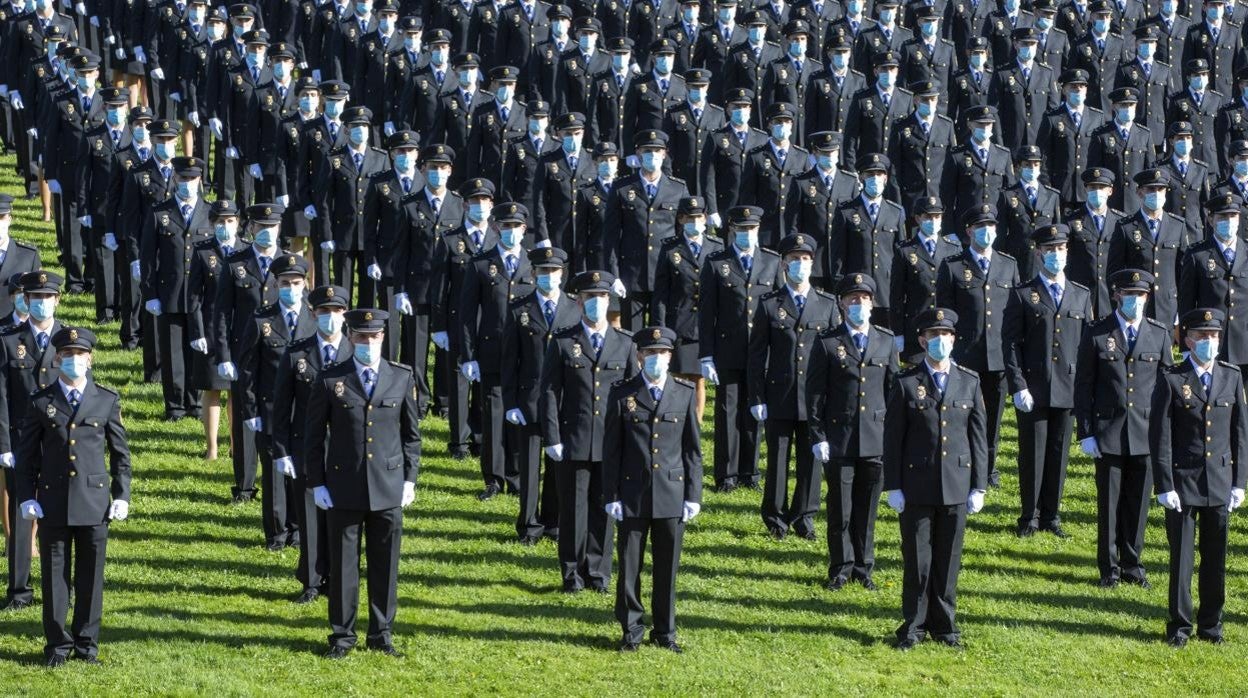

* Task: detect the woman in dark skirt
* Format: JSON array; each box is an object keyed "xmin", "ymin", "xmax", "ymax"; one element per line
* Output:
[
  {"xmin": 649, "ymin": 195, "xmax": 723, "ymax": 422},
  {"xmin": 187, "ymin": 200, "xmax": 244, "ymax": 460}
]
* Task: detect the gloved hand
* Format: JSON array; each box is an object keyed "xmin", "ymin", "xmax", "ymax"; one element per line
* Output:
[
  {"xmin": 1012, "ymin": 389, "xmax": 1034, "ymax": 413},
  {"xmin": 401, "ymin": 481, "xmax": 415, "ymax": 507},
  {"xmin": 190, "ymin": 338, "xmax": 208, "ymax": 353},
  {"xmin": 894, "ymin": 335, "xmax": 904, "ymax": 352},
  {"xmin": 145, "ymin": 299, "xmax": 163, "ymax": 316},
  {"xmin": 812, "ymin": 441, "xmax": 830, "ymax": 461},
  {"xmin": 20, "ymin": 500, "xmax": 43, "ymax": 520},
  {"xmin": 700, "ymin": 357, "xmax": 719, "ymax": 385},
  {"xmin": 103, "ymin": 232, "xmax": 119, "ymax": 251},
  {"xmin": 1231, "ymin": 487, "xmax": 1246, "ymax": 513},
  {"xmin": 312, "ymin": 69, "xmax": 322, "ymax": 82},
  {"xmin": 887, "ymin": 489, "xmax": 906, "ymax": 513},
  {"xmin": 109, "ymin": 499, "xmax": 129, "ymax": 521},
  {"xmin": 248, "ymin": 163, "xmax": 263, "ymax": 180},
  {"xmin": 74, "ymin": 1, "xmax": 85, "ymax": 14},
  {"xmin": 367, "ymin": 263, "xmax": 381, "ymax": 280},
  {"xmin": 169, "ymin": 91, "xmax": 181, "ymax": 102},
  {"xmin": 611, "ymin": 278, "xmax": 627, "ymax": 298},
  {"xmin": 313, "ymin": 486, "xmax": 334, "ymax": 510},
  {"xmin": 10, "ymin": 91, "xmax": 23, "ymax": 110},
  {"xmin": 0, "ymin": 85, "xmax": 7, "ymax": 98},
  {"xmin": 78, "ymin": 214, "xmax": 92, "ymax": 227},
  {"xmin": 134, "ymin": 46, "xmax": 147, "ymax": 63},
  {"xmin": 244, "ymin": 417, "xmax": 262, "ymax": 432},
  {"xmin": 605, "ymin": 500, "xmax": 624, "ymax": 521},
  {"xmin": 1157, "ymin": 490, "xmax": 1182, "ymax": 512},
  {"xmin": 150, "ymin": 67, "xmax": 165, "ymax": 81},
  {"xmin": 384, "ymin": 121, "xmax": 395, "ymax": 136},
  {"xmin": 319, "ymin": 240, "xmax": 335, "ymax": 252},
  {"xmin": 224, "ymin": 146, "xmax": 239, "ymax": 159},
  {"xmin": 210, "ymin": 118, "xmax": 224, "ymax": 140},
  {"xmin": 188, "ymin": 111, "xmax": 201, "ymax": 127},
  {"xmin": 967, "ymin": 489, "xmax": 985, "ymax": 514},
  {"xmin": 47, "ymin": 179, "xmax": 62, "ymax": 194},
  {"xmin": 432, "ymin": 331, "xmax": 449, "ymax": 351},
  {"xmin": 682, "ymin": 500, "xmax": 701, "ymax": 523},
  {"xmin": 217, "ymin": 362, "xmax": 238, "ymax": 381},
  {"xmin": 304, "ymin": 205, "xmax": 318, "ymax": 220},
  {"xmin": 545, "ymin": 444, "xmax": 564, "ymax": 461},
  {"xmin": 89, "ymin": 14, "xmax": 98, "ymax": 25},
  {"xmin": 1079, "ymin": 437, "xmax": 1102, "ymax": 459},
  {"xmin": 0, "ymin": 452, "xmax": 12, "ymax": 468},
  {"xmin": 275, "ymin": 456, "xmax": 296, "ymax": 478},
  {"xmin": 750, "ymin": 404, "xmax": 767, "ymax": 422},
  {"xmin": 25, "ymin": 127, "xmax": 36, "ymax": 137},
  {"xmin": 394, "ymin": 292, "xmax": 413, "ymax": 315},
  {"xmin": 114, "ymin": 46, "xmax": 126, "ymax": 59},
  {"xmin": 104, "ymin": 32, "xmax": 115, "ymax": 46},
  {"xmin": 708, "ymin": 212, "xmax": 722, "ymax": 228},
  {"xmin": 461, "ymin": 361, "xmax": 480, "ymax": 382},
  {"xmin": 130, "ymin": 260, "xmax": 141, "ymax": 279},
  {"xmin": 276, "ymin": 195, "xmax": 289, "ymax": 207},
  {"xmin": 505, "ymin": 408, "xmax": 527, "ymax": 425}
]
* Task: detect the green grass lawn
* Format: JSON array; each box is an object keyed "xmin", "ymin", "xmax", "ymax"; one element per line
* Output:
[{"xmin": 1, "ymin": 154, "xmax": 1246, "ymax": 695}]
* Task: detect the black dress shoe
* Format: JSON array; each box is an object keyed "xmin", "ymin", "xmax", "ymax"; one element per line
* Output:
[
  {"xmin": 1016, "ymin": 525, "xmax": 1037, "ymax": 538},
  {"xmin": 449, "ymin": 450, "xmax": 468, "ymax": 461},
  {"xmin": 1166, "ymin": 636, "xmax": 1188, "ymax": 649},
  {"xmin": 824, "ymin": 577, "xmax": 847, "ymax": 592},
  {"xmin": 713, "ymin": 482, "xmax": 737, "ymax": 494},
  {"xmin": 939, "ymin": 637, "xmax": 964, "ymax": 649},
  {"xmin": 1044, "ymin": 524, "xmax": 1070, "ymax": 539},
  {"xmin": 72, "ymin": 654, "xmax": 101, "ymax": 665},
  {"xmin": 619, "ymin": 640, "xmax": 639, "ymax": 652},
  {"xmin": 2, "ymin": 598, "xmax": 33, "ymax": 611},
  {"xmin": 294, "ymin": 588, "xmax": 320, "ymax": 604},
  {"xmin": 231, "ymin": 493, "xmax": 254, "ymax": 505},
  {"xmin": 653, "ymin": 639, "xmax": 683, "ymax": 653},
  {"xmin": 562, "ymin": 582, "xmax": 584, "ymax": 594},
  {"xmin": 477, "ymin": 484, "xmax": 500, "ymax": 501},
  {"xmin": 324, "ymin": 646, "xmax": 350, "ymax": 659},
  {"xmin": 895, "ymin": 637, "xmax": 918, "ymax": 651},
  {"xmin": 741, "ymin": 481, "xmax": 762, "ymax": 491},
  {"xmin": 265, "ymin": 540, "xmax": 286, "ymax": 552},
  {"xmin": 1199, "ymin": 635, "xmax": 1225, "ymax": 645},
  {"xmin": 768, "ymin": 526, "xmax": 787, "ymax": 540},
  {"xmin": 518, "ymin": 535, "xmax": 539, "ymax": 546},
  {"xmin": 798, "ymin": 529, "xmax": 817, "ymax": 541},
  {"xmin": 987, "ymin": 470, "xmax": 1001, "ymax": 489},
  {"xmin": 1097, "ymin": 576, "xmax": 1119, "ymax": 588},
  {"xmin": 45, "ymin": 654, "xmax": 68, "ymax": 668},
  {"xmin": 590, "ymin": 582, "xmax": 610, "ymax": 594},
  {"xmin": 287, "ymin": 534, "xmax": 301, "ymax": 549},
  {"xmin": 1122, "ymin": 575, "xmax": 1150, "ymax": 589},
  {"xmin": 859, "ymin": 578, "xmax": 878, "ymax": 591},
  {"xmin": 368, "ymin": 644, "xmax": 404, "ymax": 657}
]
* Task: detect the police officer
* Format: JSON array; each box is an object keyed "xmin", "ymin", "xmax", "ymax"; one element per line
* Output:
[
  {"xmin": 663, "ymin": 69, "xmax": 723, "ymax": 195},
  {"xmin": 1165, "ymin": 60, "xmax": 1222, "ymax": 174},
  {"xmin": 809, "ymin": 273, "xmax": 899, "ymax": 591},
  {"xmin": 535, "ymin": 111, "xmax": 596, "ymax": 257},
  {"xmin": 295, "ymin": 79, "xmax": 349, "ymax": 285},
  {"xmin": 843, "ymin": 50, "xmax": 912, "ymax": 172},
  {"xmin": 1179, "ymin": 192, "xmax": 1248, "ymax": 371},
  {"xmin": 942, "ymin": 105, "xmax": 1014, "ymax": 226},
  {"xmin": 1089, "ymin": 87, "xmax": 1153, "ymax": 213},
  {"xmin": 83, "ymin": 86, "xmax": 130, "ymax": 323},
  {"xmin": 623, "ymin": 40, "xmax": 686, "ymax": 151},
  {"xmin": 557, "ymin": 17, "xmax": 609, "ymax": 118},
  {"xmin": 886, "ymin": 79, "xmax": 953, "ymax": 216},
  {"xmin": 1003, "ymin": 223, "xmax": 1092, "ymax": 538},
  {"xmin": 743, "ymin": 102, "xmax": 811, "ymax": 249},
  {"xmin": 761, "ymin": 20, "xmax": 821, "ymax": 144},
  {"xmin": 501, "ymin": 101, "xmax": 557, "ymax": 222},
  {"xmin": 15, "ymin": 327, "xmax": 130, "ymax": 667},
  {"xmin": 786, "ymin": 130, "xmax": 859, "ymax": 287},
  {"xmin": 1075, "ymin": 268, "xmax": 1172, "ymax": 588},
  {"xmin": 700, "ymin": 87, "xmax": 768, "ymax": 225},
  {"xmin": 541, "ymin": 270, "xmax": 636, "ymax": 591},
  {"xmin": 991, "ymin": 28, "xmax": 1058, "ymax": 152},
  {"xmin": 306, "ymin": 308, "xmax": 420, "ymax": 659},
  {"xmin": 587, "ymin": 37, "xmax": 636, "ymax": 152},
  {"xmin": 1114, "ymin": 24, "xmax": 1174, "ymax": 154},
  {"xmin": 699, "ymin": 205, "xmax": 781, "ymax": 492},
  {"xmin": 749, "ymin": 233, "xmax": 839, "ymax": 539},
  {"xmin": 603, "ymin": 325, "xmax": 702, "ymax": 653},
  {"xmin": 884, "ymin": 307, "xmax": 987, "ymax": 650},
  {"xmin": 947, "ymin": 38, "xmax": 994, "ymax": 143},
  {"xmin": 187, "ymin": 199, "xmax": 240, "ymax": 462},
  {"xmin": 997, "ymin": 145, "xmax": 1062, "ymax": 282},
  {"xmin": 1107, "ymin": 167, "xmax": 1189, "ymax": 328},
  {"xmin": 1151, "ymin": 306, "xmax": 1248, "ymax": 648},
  {"xmin": 890, "ymin": 196, "xmax": 960, "ymax": 362},
  {"xmin": 807, "ymin": 33, "xmax": 865, "ymax": 142},
  {"xmin": 272, "ymin": 284, "xmax": 352, "ymax": 603},
  {"xmin": 466, "ymin": 64, "xmax": 525, "ymax": 181},
  {"xmin": 432, "ymin": 53, "xmax": 493, "ymax": 182},
  {"xmin": 0, "ymin": 195, "xmax": 41, "ymax": 321},
  {"xmin": 829, "ymin": 153, "xmax": 904, "ymax": 326},
  {"xmin": 1037, "ymin": 69, "xmax": 1105, "ymax": 209},
  {"xmin": 722, "ymin": 12, "xmax": 782, "ymax": 125},
  {"xmin": 1155, "ymin": 120, "xmax": 1213, "ymax": 242},
  {"xmin": 1065, "ymin": 167, "xmax": 1123, "ymax": 321}
]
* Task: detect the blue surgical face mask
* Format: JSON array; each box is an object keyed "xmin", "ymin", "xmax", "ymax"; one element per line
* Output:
[
  {"xmin": 209, "ymin": 23, "xmax": 226, "ymax": 41},
  {"xmin": 1137, "ymin": 42, "xmax": 1154, "ymax": 60},
  {"xmin": 1004, "ymin": 0, "xmax": 1019, "ymax": 11},
  {"xmin": 972, "ymin": 125, "xmax": 990, "ymax": 142},
  {"xmin": 748, "ymin": 26, "xmax": 765, "ymax": 42},
  {"xmin": 1092, "ymin": 17, "xmax": 1108, "ymax": 33},
  {"xmin": 528, "ymin": 118, "xmax": 546, "ymax": 136},
  {"xmin": 106, "ymin": 108, "xmax": 126, "ymax": 127},
  {"xmin": 579, "ymin": 34, "xmax": 596, "ymax": 53},
  {"xmin": 1115, "ymin": 107, "xmax": 1134, "ymax": 125},
  {"xmin": 612, "ymin": 53, "xmax": 629, "ymax": 71},
  {"xmin": 1042, "ymin": 250, "xmax": 1066, "ymax": 275},
  {"xmin": 1189, "ymin": 76, "xmax": 1207, "ymax": 93},
  {"xmin": 831, "ymin": 52, "xmax": 849, "ymax": 70},
  {"xmin": 918, "ymin": 218, "xmax": 940, "ymax": 238},
  {"xmin": 598, "ymin": 160, "xmax": 616, "ymax": 179},
  {"xmin": 244, "ymin": 51, "xmax": 262, "ymax": 69},
  {"xmin": 864, "ymin": 174, "xmax": 885, "ymax": 198},
  {"xmin": 348, "ymin": 125, "xmax": 367, "ymax": 145},
  {"xmin": 877, "ymin": 71, "xmax": 893, "ymax": 89},
  {"xmin": 640, "ymin": 151, "xmax": 663, "ymax": 172},
  {"xmin": 404, "ymin": 35, "xmax": 420, "ymax": 52},
  {"xmin": 1017, "ymin": 44, "xmax": 1035, "ymax": 61},
  {"xmin": 1119, "ymin": 293, "xmax": 1144, "ymax": 320},
  {"xmin": 735, "ymin": 230, "xmax": 757, "ymax": 250},
  {"xmin": 878, "ymin": 7, "xmax": 895, "ymax": 22},
  {"xmin": 916, "ymin": 101, "xmax": 933, "ymax": 118},
  {"xmin": 683, "ymin": 220, "xmax": 706, "ymax": 237},
  {"xmin": 730, "ymin": 107, "xmax": 749, "ymax": 126},
  {"xmin": 1067, "ymin": 90, "xmax": 1084, "ymax": 107},
  {"xmin": 299, "ymin": 95, "xmax": 317, "ymax": 113},
  {"xmin": 562, "ymin": 134, "xmax": 580, "ymax": 153},
  {"xmin": 847, "ymin": 0, "xmax": 862, "ymax": 13},
  {"xmin": 467, "ymin": 202, "xmax": 490, "ymax": 223},
  {"xmin": 355, "ymin": 1, "xmax": 369, "ymax": 15},
  {"xmin": 354, "ymin": 341, "xmax": 379, "ymax": 365},
  {"xmin": 1035, "ymin": 15, "xmax": 1053, "ymax": 30},
  {"xmin": 176, "ymin": 180, "xmax": 197, "ymax": 200},
  {"xmin": 787, "ymin": 259, "xmax": 812, "ymax": 284},
  {"xmin": 655, "ymin": 55, "xmax": 673, "ymax": 74},
  {"xmin": 771, "ymin": 122, "xmax": 792, "ymax": 140},
  {"xmin": 1206, "ymin": 6, "xmax": 1222, "ymax": 22},
  {"xmin": 1143, "ymin": 190, "xmax": 1165, "ymax": 211},
  {"xmin": 426, "ymin": 169, "xmax": 447, "ymax": 188},
  {"xmin": 324, "ymin": 100, "xmax": 345, "ymax": 118},
  {"xmin": 234, "ymin": 22, "xmax": 247, "ymax": 38},
  {"xmin": 379, "ymin": 16, "xmax": 393, "ymax": 33},
  {"xmin": 1194, "ymin": 337, "xmax": 1218, "ymax": 363},
  {"xmin": 1173, "ymin": 139, "xmax": 1191, "ymax": 157},
  {"xmin": 273, "ymin": 62, "xmax": 290, "ymax": 80},
  {"xmin": 1086, "ymin": 188, "xmax": 1107, "ymax": 208},
  {"xmin": 682, "ymin": 6, "xmax": 696, "ymax": 21},
  {"xmin": 1161, "ymin": 0, "xmax": 1176, "ymax": 13},
  {"xmin": 279, "ymin": 286, "xmax": 299, "ymax": 307},
  {"xmin": 500, "ymin": 226, "xmax": 524, "ymax": 248},
  {"xmin": 969, "ymin": 53, "xmax": 987, "ymax": 70},
  {"xmin": 29, "ymin": 297, "xmax": 54, "ymax": 322},
  {"xmin": 132, "ymin": 125, "xmax": 148, "ymax": 142},
  {"xmin": 394, "ymin": 153, "xmax": 413, "ymax": 171},
  {"xmin": 788, "ymin": 40, "xmax": 804, "ymax": 58},
  {"xmin": 60, "ymin": 355, "xmax": 88, "ymax": 380},
  {"xmin": 921, "ymin": 20, "xmax": 937, "ymax": 37},
  {"xmin": 643, "ymin": 352, "xmax": 670, "ymax": 380},
  {"xmin": 717, "ymin": 7, "xmax": 734, "ymax": 22},
  {"xmin": 431, "ymin": 48, "xmax": 449, "ymax": 66},
  {"xmin": 1236, "ymin": 160, "xmax": 1248, "ymax": 177},
  {"xmin": 816, "ymin": 153, "xmax": 835, "ymax": 170},
  {"xmin": 154, "ymin": 141, "xmax": 175, "ymax": 161},
  {"xmin": 495, "ymin": 84, "xmax": 513, "ymax": 103},
  {"xmin": 925, "ymin": 334, "xmax": 952, "ymax": 361},
  {"xmin": 1215, "ymin": 217, "xmax": 1238, "ymax": 241},
  {"xmin": 1020, "ymin": 165, "xmax": 1038, "ymax": 183},
  {"xmin": 214, "ymin": 222, "xmax": 234, "ymax": 242},
  {"xmin": 583, "ymin": 295, "xmax": 608, "ymax": 323},
  {"xmin": 688, "ymin": 87, "xmax": 704, "ymax": 104},
  {"xmin": 536, "ymin": 272, "xmax": 559, "ymax": 293},
  {"xmin": 13, "ymin": 293, "xmax": 27, "ymax": 316},
  {"xmin": 254, "ymin": 226, "xmax": 279, "ymax": 247},
  {"xmin": 973, "ymin": 225, "xmax": 996, "ymax": 249},
  {"xmin": 76, "ymin": 75, "xmax": 92, "ymax": 91},
  {"xmin": 846, "ymin": 301, "xmax": 870, "ymax": 327},
  {"xmin": 317, "ymin": 312, "xmax": 342, "ymax": 336}
]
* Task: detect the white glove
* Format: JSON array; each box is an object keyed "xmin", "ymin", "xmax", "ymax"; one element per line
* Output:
[
  {"xmin": 299, "ymin": 61, "xmax": 308, "ymax": 70},
  {"xmin": 1012, "ymin": 389, "xmax": 1034, "ymax": 413},
  {"xmin": 145, "ymin": 299, "xmax": 163, "ymax": 316},
  {"xmin": 1080, "ymin": 437, "xmax": 1102, "ymax": 459},
  {"xmin": 276, "ymin": 195, "xmax": 289, "ymax": 207},
  {"xmin": 1158, "ymin": 490, "xmax": 1182, "ymax": 512},
  {"xmin": 384, "ymin": 121, "xmax": 395, "ymax": 136},
  {"xmin": 217, "ymin": 362, "xmax": 238, "ymax": 380},
  {"xmin": 248, "ymin": 163, "xmax": 263, "ymax": 180},
  {"xmin": 700, "ymin": 358, "xmax": 719, "ymax": 385},
  {"xmin": 394, "ymin": 292, "xmax": 413, "ymax": 315},
  {"xmin": 313, "ymin": 485, "xmax": 334, "ymax": 510},
  {"xmin": 210, "ymin": 118, "xmax": 224, "ymax": 140},
  {"xmin": 682, "ymin": 500, "xmax": 701, "ymax": 523},
  {"xmin": 130, "ymin": 260, "xmax": 141, "ymax": 279},
  {"xmin": 151, "ymin": 67, "xmax": 165, "ymax": 81},
  {"xmin": 114, "ymin": 46, "xmax": 126, "ymax": 60},
  {"xmin": 304, "ymin": 205, "xmax": 318, "ymax": 220},
  {"xmin": 887, "ymin": 489, "xmax": 905, "ymax": 513},
  {"xmin": 190, "ymin": 338, "xmax": 208, "ymax": 353},
  {"xmin": 813, "ymin": 441, "xmax": 830, "ymax": 461},
  {"xmin": 275, "ymin": 456, "xmax": 296, "ymax": 478},
  {"xmin": 612, "ymin": 278, "xmax": 627, "ymax": 298},
  {"xmin": 108, "ymin": 499, "xmax": 129, "ymax": 521},
  {"xmin": 225, "ymin": 146, "xmax": 239, "ymax": 159},
  {"xmin": 78, "ymin": 214, "xmax": 92, "ymax": 227},
  {"xmin": 169, "ymin": 91, "xmax": 181, "ymax": 102},
  {"xmin": 461, "ymin": 360, "xmax": 480, "ymax": 382},
  {"xmin": 1231, "ymin": 487, "xmax": 1246, "ymax": 513},
  {"xmin": 894, "ymin": 335, "xmax": 904, "ymax": 352},
  {"xmin": 630, "ymin": 61, "xmax": 642, "ymax": 75},
  {"xmin": 105, "ymin": 33, "xmax": 115, "ymax": 46},
  {"xmin": 0, "ymin": 85, "xmax": 7, "ymax": 98},
  {"xmin": 244, "ymin": 417, "xmax": 262, "ymax": 432},
  {"xmin": 545, "ymin": 444, "xmax": 564, "ymax": 461},
  {"xmin": 10, "ymin": 92, "xmax": 23, "ymax": 110},
  {"xmin": 312, "ymin": 69, "xmax": 323, "ymax": 82},
  {"xmin": 25, "ymin": 127, "xmax": 36, "ymax": 137},
  {"xmin": 48, "ymin": 179, "xmax": 62, "ymax": 194},
  {"xmin": 708, "ymin": 212, "xmax": 722, "ymax": 228},
  {"xmin": 20, "ymin": 500, "xmax": 43, "ymax": 520},
  {"xmin": 103, "ymin": 232, "xmax": 119, "ymax": 251},
  {"xmin": 367, "ymin": 263, "xmax": 381, "ymax": 279},
  {"xmin": 401, "ymin": 481, "xmax": 415, "ymax": 507},
  {"xmin": 134, "ymin": 46, "xmax": 147, "ymax": 64},
  {"xmin": 189, "ymin": 111, "xmax": 201, "ymax": 128},
  {"xmin": 967, "ymin": 489, "xmax": 985, "ymax": 514},
  {"xmin": 605, "ymin": 500, "xmax": 624, "ymax": 521},
  {"xmin": 320, "ymin": 240, "xmax": 335, "ymax": 252},
  {"xmin": 89, "ymin": 14, "xmax": 98, "ymax": 25},
  {"xmin": 0, "ymin": 452, "xmax": 12, "ymax": 468},
  {"xmin": 74, "ymin": 2, "xmax": 85, "ymax": 14},
  {"xmin": 505, "ymin": 408, "xmax": 527, "ymax": 425},
  {"xmin": 750, "ymin": 404, "xmax": 768, "ymax": 421},
  {"xmin": 432, "ymin": 331, "xmax": 449, "ymax": 351}
]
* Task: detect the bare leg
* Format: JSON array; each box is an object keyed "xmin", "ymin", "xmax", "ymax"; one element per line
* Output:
[
  {"xmin": 30, "ymin": 520, "xmax": 37, "ymax": 558},
  {"xmin": 0, "ymin": 469, "xmax": 9, "ymax": 543},
  {"xmin": 288, "ymin": 238, "xmax": 311, "ymax": 286},
  {"xmin": 181, "ymin": 125, "xmax": 194, "ymax": 162},
  {"xmin": 202, "ymin": 389, "xmax": 221, "ymax": 460},
  {"xmin": 39, "ymin": 176, "xmax": 51, "ymax": 222}
]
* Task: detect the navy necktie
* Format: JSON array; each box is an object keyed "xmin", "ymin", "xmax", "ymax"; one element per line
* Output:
[
  {"xmin": 161, "ymin": 165, "xmax": 172, "ymax": 182},
  {"xmin": 868, "ymin": 202, "xmax": 879, "ymax": 220},
  {"xmin": 591, "ymin": 332, "xmax": 603, "ymax": 352},
  {"xmin": 363, "ymin": 367, "xmax": 376, "ymax": 397},
  {"xmin": 329, "ymin": 122, "xmax": 339, "ymax": 140},
  {"xmin": 324, "ymin": 345, "xmax": 335, "ymax": 364},
  {"xmin": 1227, "ymin": 246, "xmax": 1237, "ymax": 266},
  {"xmin": 1201, "ymin": 371, "xmax": 1212, "ymax": 395},
  {"xmin": 501, "ymin": 105, "xmax": 509, "ymax": 122},
  {"xmin": 259, "ymin": 256, "xmax": 271, "ymax": 277},
  {"xmin": 1093, "ymin": 214, "xmax": 1103, "ymax": 232},
  {"xmin": 1148, "ymin": 218, "xmax": 1158, "ymax": 238},
  {"xmin": 923, "ymin": 239, "xmax": 935, "ymax": 258},
  {"xmin": 645, "ymin": 183, "xmax": 657, "ymax": 199},
  {"xmin": 979, "ymin": 257, "xmax": 989, "ymax": 272},
  {"xmin": 181, "ymin": 203, "xmax": 193, "ymax": 222},
  {"xmin": 353, "ymin": 152, "xmax": 363, "ymax": 171},
  {"xmin": 742, "ymin": 254, "xmax": 752, "ymax": 273},
  {"xmin": 287, "ymin": 310, "xmax": 298, "ymax": 334},
  {"xmin": 854, "ymin": 332, "xmax": 866, "ymax": 352},
  {"xmin": 68, "ymin": 388, "xmax": 81, "ymax": 411},
  {"xmin": 401, "ymin": 176, "xmax": 411, "ymax": 193},
  {"xmin": 431, "ymin": 197, "xmax": 441, "ymax": 215},
  {"xmin": 794, "ymin": 294, "xmax": 805, "ymax": 313},
  {"xmin": 472, "ymin": 230, "xmax": 483, "ymax": 250},
  {"xmin": 506, "ymin": 254, "xmax": 517, "ymax": 276},
  {"xmin": 1050, "ymin": 281, "xmax": 1062, "ymax": 306},
  {"xmin": 1178, "ymin": 161, "xmax": 1188, "ymax": 178},
  {"xmin": 1127, "ymin": 325, "xmax": 1137, "ymax": 351},
  {"xmin": 934, "ymin": 371, "xmax": 947, "ymax": 395},
  {"xmin": 544, "ymin": 299, "xmax": 555, "ymax": 325},
  {"xmin": 37, "ymin": 332, "xmax": 48, "ymax": 350},
  {"xmin": 650, "ymin": 386, "xmax": 662, "ymax": 402}
]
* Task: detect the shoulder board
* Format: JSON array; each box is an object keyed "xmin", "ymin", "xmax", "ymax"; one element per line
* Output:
[
  {"xmin": 13, "ymin": 241, "xmax": 35, "ymax": 251},
  {"xmin": 1143, "ymin": 317, "xmax": 1168, "ymax": 331},
  {"xmin": 387, "ymin": 361, "xmax": 414, "ymax": 373},
  {"xmin": 671, "ymin": 376, "xmax": 695, "ymax": 389},
  {"xmin": 898, "ymin": 364, "xmax": 925, "ymax": 378},
  {"xmin": 611, "ymin": 326, "xmax": 634, "ymax": 339},
  {"xmin": 955, "ymin": 364, "xmax": 980, "ymax": 378},
  {"xmin": 94, "ymin": 383, "xmax": 120, "ymax": 397},
  {"xmin": 1218, "ymin": 360, "xmax": 1242, "ymax": 372},
  {"xmin": 758, "ymin": 248, "xmax": 782, "ymax": 259},
  {"xmin": 256, "ymin": 303, "xmax": 279, "ymax": 316},
  {"xmin": 761, "ymin": 288, "xmax": 785, "ymax": 299},
  {"xmin": 290, "ymin": 335, "xmax": 317, "ymax": 350},
  {"xmin": 1066, "ymin": 280, "xmax": 1090, "ymax": 292},
  {"xmin": 813, "ymin": 289, "xmax": 836, "ymax": 301},
  {"xmin": 872, "ymin": 325, "xmax": 896, "ymax": 337}
]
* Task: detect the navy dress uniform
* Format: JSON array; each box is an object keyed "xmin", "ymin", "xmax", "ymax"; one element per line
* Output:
[
  {"xmin": 721, "ymin": 13, "xmax": 783, "ymax": 124},
  {"xmin": 1113, "ymin": 25, "xmax": 1176, "ymax": 153},
  {"xmin": 1064, "ymin": 167, "xmax": 1124, "ymax": 320},
  {"xmin": 996, "ymin": 146, "xmax": 1063, "ymax": 282},
  {"xmin": 15, "ymin": 327, "xmax": 130, "ymax": 666},
  {"xmin": 808, "ymin": 273, "xmax": 899, "ymax": 590},
  {"xmin": 842, "ymin": 50, "xmax": 913, "ymax": 170},
  {"xmin": 898, "ymin": 5, "xmax": 956, "ymax": 93},
  {"xmin": 806, "ymin": 33, "xmax": 867, "ymax": 143},
  {"xmin": 1215, "ymin": 76, "xmax": 1248, "ymax": 174},
  {"xmin": 1088, "ymin": 87, "xmax": 1153, "ymax": 213},
  {"xmin": 534, "ymin": 112, "xmax": 597, "ymax": 257},
  {"xmin": 465, "ymin": 65, "xmax": 526, "ymax": 180},
  {"xmin": 602, "ymin": 326, "xmax": 703, "ymax": 653},
  {"xmin": 0, "ymin": 195, "xmax": 42, "ymax": 322},
  {"xmin": 1075, "ymin": 268, "xmax": 1173, "ymax": 586},
  {"xmin": 989, "ymin": 28, "xmax": 1059, "ymax": 151},
  {"xmin": 941, "ymin": 105, "xmax": 1015, "ymax": 227},
  {"xmin": 661, "ymin": 69, "xmax": 725, "ymax": 194},
  {"xmin": 883, "ymin": 307, "xmax": 988, "ymax": 650},
  {"xmin": 946, "ymin": 38, "xmax": 994, "ymax": 141},
  {"xmin": 1002, "ymin": 223, "xmax": 1092, "ymax": 536},
  {"xmin": 555, "ymin": 17, "xmax": 611, "ymax": 117},
  {"xmin": 1180, "ymin": 8, "xmax": 1241, "ymax": 97},
  {"xmin": 759, "ymin": 20, "xmax": 822, "ymax": 144},
  {"xmin": 622, "ymin": 40, "xmax": 687, "ymax": 151},
  {"xmin": 650, "ymin": 196, "xmax": 724, "ymax": 375},
  {"xmin": 829, "ymin": 154, "xmax": 905, "ymax": 327},
  {"xmin": 1150, "ymin": 308, "xmax": 1248, "ymax": 647},
  {"xmin": 699, "ymin": 87, "xmax": 770, "ymax": 221},
  {"xmin": 1067, "ymin": 4, "xmax": 1126, "ymax": 111},
  {"xmin": 1178, "ymin": 193, "xmax": 1248, "ymax": 369},
  {"xmin": 83, "ymin": 87, "xmax": 131, "ymax": 323},
  {"xmin": 305, "ymin": 308, "xmax": 421, "ymax": 658},
  {"xmin": 1036, "ymin": 69, "xmax": 1106, "ymax": 207},
  {"xmin": 187, "ymin": 200, "xmax": 240, "ymax": 394},
  {"xmin": 1106, "ymin": 168, "xmax": 1190, "ymax": 327},
  {"xmin": 749, "ymin": 233, "xmax": 839, "ymax": 538},
  {"xmin": 1155, "ymin": 121, "xmax": 1214, "ymax": 241},
  {"xmin": 539, "ymin": 270, "xmax": 638, "ymax": 592},
  {"xmin": 890, "ymin": 197, "xmax": 962, "ymax": 360},
  {"xmin": 1164, "ymin": 61, "xmax": 1223, "ymax": 173},
  {"xmin": 587, "ymin": 38, "xmax": 637, "ymax": 151},
  {"xmin": 886, "ymin": 80, "xmax": 954, "ymax": 216},
  {"xmin": 699, "ymin": 206, "xmax": 782, "ymax": 490},
  {"xmin": 502, "ymin": 248, "xmax": 582, "ymax": 545},
  {"xmin": 500, "ymin": 101, "xmax": 557, "ymax": 217},
  {"xmin": 784, "ymin": 130, "xmax": 860, "ymax": 287}
]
